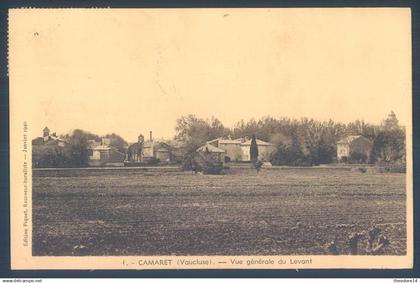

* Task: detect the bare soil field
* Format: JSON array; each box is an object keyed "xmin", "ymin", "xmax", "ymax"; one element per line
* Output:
[{"xmin": 32, "ymin": 167, "xmax": 406, "ymax": 256}]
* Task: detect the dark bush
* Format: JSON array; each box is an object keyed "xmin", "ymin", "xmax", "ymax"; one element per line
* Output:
[
  {"xmin": 377, "ymin": 160, "xmax": 406, "ymax": 173},
  {"xmin": 340, "ymin": 156, "xmax": 348, "ymax": 163},
  {"xmin": 145, "ymin": 157, "xmax": 160, "ymax": 165},
  {"xmin": 270, "ymin": 144, "xmax": 310, "ymax": 166},
  {"xmin": 183, "ymin": 152, "xmax": 224, "ymax": 174},
  {"xmin": 201, "ymin": 162, "xmax": 224, "ymax": 174},
  {"xmin": 182, "ymin": 153, "xmax": 195, "ymax": 170},
  {"xmin": 349, "ymin": 152, "xmax": 368, "ymax": 164}
]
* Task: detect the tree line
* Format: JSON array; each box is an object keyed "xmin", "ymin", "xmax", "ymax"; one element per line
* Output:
[
  {"xmin": 175, "ymin": 114, "xmax": 406, "ymax": 170},
  {"xmin": 33, "ymin": 113, "xmax": 406, "ymax": 171}
]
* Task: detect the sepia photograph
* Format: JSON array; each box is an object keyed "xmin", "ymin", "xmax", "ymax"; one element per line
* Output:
[{"xmin": 8, "ymin": 8, "xmax": 412, "ymax": 269}]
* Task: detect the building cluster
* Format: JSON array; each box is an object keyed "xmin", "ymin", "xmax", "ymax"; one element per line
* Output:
[
  {"xmin": 336, "ymin": 135, "xmax": 373, "ymax": 163},
  {"xmin": 32, "ymin": 127, "xmax": 375, "ymax": 167},
  {"xmin": 87, "ymin": 138, "xmax": 126, "ymax": 167},
  {"xmin": 32, "ymin": 127, "xmax": 66, "ymax": 147},
  {"xmin": 33, "ymin": 111, "xmax": 400, "ymax": 167},
  {"xmin": 335, "ymin": 111, "xmax": 400, "ymax": 163},
  {"xmin": 196, "ymin": 137, "xmax": 276, "ymax": 163},
  {"xmin": 125, "ymin": 131, "xmax": 184, "ymax": 165}
]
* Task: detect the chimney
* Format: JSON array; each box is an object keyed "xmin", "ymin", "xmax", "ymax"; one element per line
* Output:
[{"xmin": 149, "ymin": 131, "xmax": 153, "ymax": 141}]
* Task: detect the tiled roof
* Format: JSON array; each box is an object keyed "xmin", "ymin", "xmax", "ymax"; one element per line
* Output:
[
  {"xmin": 337, "ymin": 135, "xmax": 362, "ymax": 144},
  {"xmin": 49, "ymin": 135, "xmax": 66, "ymax": 143},
  {"xmin": 240, "ymin": 139, "xmax": 274, "ymax": 146},
  {"xmin": 209, "ymin": 137, "xmax": 274, "ymax": 146},
  {"xmin": 196, "ymin": 143, "xmax": 226, "ymax": 153},
  {"xmin": 208, "ymin": 138, "xmax": 243, "ymax": 144}
]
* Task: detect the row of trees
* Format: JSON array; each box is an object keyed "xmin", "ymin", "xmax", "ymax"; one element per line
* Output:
[
  {"xmin": 174, "ymin": 114, "xmax": 406, "ymax": 168},
  {"xmin": 33, "ymin": 113, "xmax": 406, "ymax": 170}
]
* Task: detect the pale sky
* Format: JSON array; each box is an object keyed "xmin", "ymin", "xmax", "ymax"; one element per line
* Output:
[{"xmin": 9, "ymin": 8, "xmax": 411, "ymax": 142}]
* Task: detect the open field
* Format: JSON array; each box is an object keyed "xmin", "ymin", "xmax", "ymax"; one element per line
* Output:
[{"xmin": 32, "ymin": 167, "xmax": 406, "ymax": 256}]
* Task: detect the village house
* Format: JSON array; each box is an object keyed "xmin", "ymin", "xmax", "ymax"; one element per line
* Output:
[
  {"xmin": 165, "ymin": 140, "xmax": 186, "ymax": 163},
  {"xmin": 126, "ymin": 131, "xmax": 181, "ymax": 164},
  {"xmin": 207, "ymin": 138, "xmax": 243, "ymax": 162},
  {"xmin": 336, "ymin": 135, "xmax": 373, "ymax": 163},
  {"xmin": 32, "ymin": 127, "xmax": 68, "ymax": 168},
  {"xmin": 88, "ymin": 137, "xmax": 125, "ymax": 167},
  {"xmin": 239, "ymin": 138, "xmax": 276, "ymax": 162},
  {"xmin": 201, "ymin": 137, "xmax": 276, "ymax": 162},
  {"xmin": 196, "ymin": 143, "xmax": 226, "ymax": 163},
  {"xmin": 32, "ymin": 127, "xmax": 66, "ymax": 147},
  {"xmin": 142, "ymin": 132, "xmax": 172, "ymax": 162},
  {"xmin": 154, "ymin": 145, "xmax": 171, "ymax": 162},
  {"xmin": 142, "ymin": 131, "xmax": 155, "ymax": 160}
]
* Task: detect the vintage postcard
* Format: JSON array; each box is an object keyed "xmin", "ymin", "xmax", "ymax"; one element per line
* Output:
[{"xmin": 9, "ymin": 8, "xmax": 412, "ymax": 269}]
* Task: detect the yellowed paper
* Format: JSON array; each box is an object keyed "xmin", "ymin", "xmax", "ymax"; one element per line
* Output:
[{"xmin": 9, "ymin": 8, "xmax": 412, "ymax": 269}]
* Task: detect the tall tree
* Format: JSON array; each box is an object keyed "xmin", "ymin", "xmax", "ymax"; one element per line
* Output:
[
  {"xmin": 63, "ymin": 129, "xmax": 92, "ymax": 167},
  {"xmin": 382, "ymin": 111, "xmax": 399, "ymax": 131},
  {"xmin": 104, "ymin": 133, "xmax": 128, "ymax": 153},
  {"xmin": 250, "ymin": 134, "xmax": 259, "ymax": 163},
  {"xmin": 371, "ymin": 128, "xmax": 405, "ymax": 164}
]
